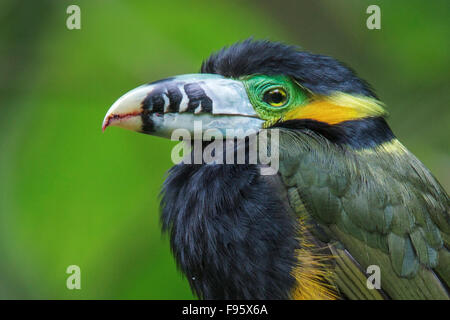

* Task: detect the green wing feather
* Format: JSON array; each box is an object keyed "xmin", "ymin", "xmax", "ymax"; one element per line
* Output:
[{"xmin": 276, "ymin": 129, "xmax": 450, "ymax": 299}]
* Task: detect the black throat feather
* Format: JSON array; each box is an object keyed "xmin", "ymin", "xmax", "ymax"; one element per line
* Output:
[{"xmin": 160, "ymin": 145, "xmax": 300, "ymax": 299}]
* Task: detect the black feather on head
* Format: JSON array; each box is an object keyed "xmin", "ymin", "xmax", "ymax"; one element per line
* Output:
[{"xmin": 201, "ymin": 38, "xmax": 377, "ymax": 98}]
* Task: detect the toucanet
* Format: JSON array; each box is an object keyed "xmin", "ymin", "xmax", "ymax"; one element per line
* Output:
[{"xmin": 103, "ymin": 39, "xmax": 449, "ymax": 300}]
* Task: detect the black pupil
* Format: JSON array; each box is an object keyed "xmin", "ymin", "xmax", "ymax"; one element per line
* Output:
[
  {"xmin": 264, "ymin": 89, "xmax": 285, "ymax": 105},
  {"xmin": 271, "ymin": 91, "xmax": 283, "ymax": 103}
]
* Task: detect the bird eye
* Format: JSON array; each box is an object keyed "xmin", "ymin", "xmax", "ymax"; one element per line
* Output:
[{"xmin": 263, "ymin": 88, "xmax": 288, "ymax": 107}]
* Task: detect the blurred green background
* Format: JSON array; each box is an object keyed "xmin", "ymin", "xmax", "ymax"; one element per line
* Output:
[{"xmin": 0, "ymin": 0, "xmax": 448, "ymax": 299}]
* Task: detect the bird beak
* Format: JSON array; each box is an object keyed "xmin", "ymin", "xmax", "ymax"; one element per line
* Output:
[{"xmin": 102, "ymin": 74, "xmax": 264, "ymax": 138}]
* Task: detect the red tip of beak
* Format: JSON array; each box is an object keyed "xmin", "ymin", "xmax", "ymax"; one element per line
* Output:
[
  {"xmin": 101, "ymin": 111, "xmax": 141, "ymax": 132},
  {"xmin": 102, "ymin": 120, "xmax": 108, "ymax": 132},
  {"xmin": 102, "ymin": 118, "xmax": 110, "ymax": 132}
]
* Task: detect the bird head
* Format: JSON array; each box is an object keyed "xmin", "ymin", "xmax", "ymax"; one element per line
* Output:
[{"xmin": 103, "ymin": 39, "xmax": 391, "ymax": 148}]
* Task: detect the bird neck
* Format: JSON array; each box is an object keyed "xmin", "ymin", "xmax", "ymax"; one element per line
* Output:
[{"xmin": 160, "ymin": 161, "xmax": 300, "ymax": 299}]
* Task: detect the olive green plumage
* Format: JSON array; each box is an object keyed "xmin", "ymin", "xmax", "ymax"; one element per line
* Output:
[{"xmin": 277, "ymin": 129, "xmax": 450, "ymax": 299}]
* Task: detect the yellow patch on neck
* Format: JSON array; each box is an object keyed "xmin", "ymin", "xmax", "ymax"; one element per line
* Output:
[
  {"xmin": 356, "ymin": 138, "xmax": 406, "ymax": 155},
  {"xmin": 283, "ymin": 92, "xmax": 386, "ymax": 125},
  {"xmin": 290, "ymin": 217, "xmax": 338, "ymax": 300}
]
